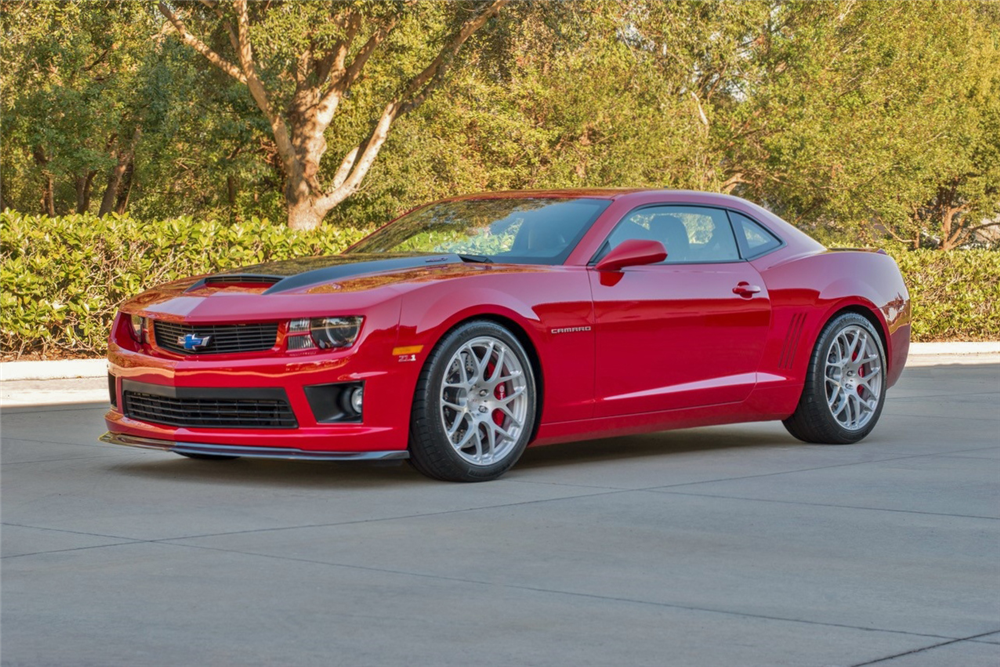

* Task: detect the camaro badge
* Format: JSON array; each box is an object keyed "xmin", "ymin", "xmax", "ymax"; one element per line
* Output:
[
  {"xmin": 179, "ymin": 333, "xmax": 212, "ymax": 350},
  {"xmin": 551, "ymin": 326, "xmax": 591, "ymax": 334}
]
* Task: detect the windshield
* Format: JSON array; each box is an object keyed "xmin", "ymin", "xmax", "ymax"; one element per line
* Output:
[{"xmin": 346, "ymin": 198, "xmax": 611, "ymax": 265}]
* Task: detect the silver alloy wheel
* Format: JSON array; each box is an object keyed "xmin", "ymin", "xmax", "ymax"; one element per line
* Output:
[
  {"xmin": 824, "ymin": 324, "xmax": 883, "ymax": 431},
  {"xmin": 439, "ymin": 336, "xmax": 528, "ymax": 466}
]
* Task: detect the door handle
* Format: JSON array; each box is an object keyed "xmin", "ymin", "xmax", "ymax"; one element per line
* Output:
[{"xmin": 733, "ymin": 282, "xmax": 762, "ymax": 297}]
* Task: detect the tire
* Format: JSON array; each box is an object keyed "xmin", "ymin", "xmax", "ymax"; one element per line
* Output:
[
  {"xmin": 783, "ymin": 312, "xmax": 888, "ymax": 444},
  {"xmin": 177, "ymin": 453, "xmax": 240, "ymax": 461},
  {"xmin": 408, "ymin": 321, "xmax": 537, "ymax": 482}
]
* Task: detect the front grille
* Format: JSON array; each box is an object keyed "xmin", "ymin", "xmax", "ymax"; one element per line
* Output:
[
  {"xmin": 154, "ymin": 320, "xmax": 279, "ymax": 355},
  {"xmin": 122, "ymin": 381, "xmax": 297, "ymax": 429}
]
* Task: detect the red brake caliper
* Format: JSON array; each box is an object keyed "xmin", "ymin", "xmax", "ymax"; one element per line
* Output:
[
  {"xmin": 488, "ymin": 361, "xmax": 506, "ymax": 426},
  {"xmin": 854, "ymin": 350, "xmax": 865, "ymax": 396}
]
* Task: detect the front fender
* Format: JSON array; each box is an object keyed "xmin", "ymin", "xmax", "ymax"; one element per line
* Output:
[{"xmin": 396, "ymin": 268, "xmax": 596, "ymax": 423}]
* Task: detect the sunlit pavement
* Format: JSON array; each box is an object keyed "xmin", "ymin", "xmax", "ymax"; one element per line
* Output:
[{"xmin": 2, "ymin": 363, "xmax": 998, "ymax": 667}]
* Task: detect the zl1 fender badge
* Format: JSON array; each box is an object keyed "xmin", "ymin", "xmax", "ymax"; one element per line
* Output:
[{"xmin": 392, "ymin": 345, "xmax": 424, "ymax": 363}]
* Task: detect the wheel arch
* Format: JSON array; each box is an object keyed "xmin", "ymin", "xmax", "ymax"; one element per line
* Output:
[
  {"xmin": 823, "ymin": 302, "xmax": 889, "ymax": 358},
  {"xmin": 423, "ymin": 312, "xmax": 546, "ymax": 444}
]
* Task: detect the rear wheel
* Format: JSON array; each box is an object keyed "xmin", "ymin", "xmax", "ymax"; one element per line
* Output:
[
  {"xmin": 783, "ymin": 312, "xmax": 887, "ymax": 444},
  {"xmin": 409, "ymin": 321, "xmax": 536, "ymax": 482}
]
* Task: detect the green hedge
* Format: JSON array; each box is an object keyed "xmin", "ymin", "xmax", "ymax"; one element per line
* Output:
[
  {"xmin": 1, "ymin": 212, "xmax": 369, "ymax": 358},
  {"xmin": 893, "ymin": 248, "xmax": 1000, "ymax": 342},
  {"xmin": 1, "ymin": 212, "xmax": 997, "ymax": 359}
]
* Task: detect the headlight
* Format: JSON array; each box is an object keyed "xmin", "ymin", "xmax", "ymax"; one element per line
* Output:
[
  {"xmin": 129, "ymin": 314, "xmax": 146, "ymax": 343},
  {"xmin": 286, "ymin": 316, "xmax": 363, "ymax": 351},
  {"xmin": 310, "ymin": 316, "xmax": 363, "ymax": 349}
]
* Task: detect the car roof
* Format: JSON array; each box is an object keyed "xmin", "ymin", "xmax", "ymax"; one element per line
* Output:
[{"xmin": 442, "ymin": 188, "xmax": 754, "ymax": 206}]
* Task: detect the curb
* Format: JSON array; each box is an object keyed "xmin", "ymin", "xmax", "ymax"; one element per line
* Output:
[
  {"xmin": 2, "ymin": 342, "xmax": 998, "ymax": 381},
  {"xmin": 2, "ymin": 359, "xmax": 107, "ymax": 381},
  {"xmin": 909, "ymin": 342, "xmax": 1000, "ymax": 356}
]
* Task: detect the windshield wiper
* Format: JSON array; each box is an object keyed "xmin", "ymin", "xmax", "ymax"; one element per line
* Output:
[{"xmin": 457, "ymin": 253, "xmax": 493, "ymax": 264}]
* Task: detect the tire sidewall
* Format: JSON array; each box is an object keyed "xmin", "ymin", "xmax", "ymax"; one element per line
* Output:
[{"xmin": 413, "ymin": 321, "xmax": 537, "ymax": 481}]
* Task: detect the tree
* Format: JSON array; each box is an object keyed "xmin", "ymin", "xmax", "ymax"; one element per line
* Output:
[
  {"xmin": 158, "ymin": 0, "xmax": 508, "ymax": 229},
  {"xmin": 0, "ymin": 1, "xmax": 157, "ymax": 216}
]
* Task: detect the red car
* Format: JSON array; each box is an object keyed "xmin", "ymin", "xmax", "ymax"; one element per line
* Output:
[{"xmin": 103, "ymin": 190, "xmax": 910, "ymax": 482}]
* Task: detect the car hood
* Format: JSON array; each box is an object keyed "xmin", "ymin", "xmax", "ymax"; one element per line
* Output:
[
  {"xmin": 191, "ymin": 252, "xmax": 484, "ymax": 293},
  {"xmin": 123, "ymin": 253, "xmax": 540, "ymax": 323}
]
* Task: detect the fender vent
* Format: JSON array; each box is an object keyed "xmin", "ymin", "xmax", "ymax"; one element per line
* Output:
[{"xmin": 779, "ymin": 313, "xmax": 806, "ymax": 370}]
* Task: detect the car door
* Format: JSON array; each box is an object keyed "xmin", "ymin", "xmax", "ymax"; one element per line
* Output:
[{"xmin": 588, "ymin": 205, "xmax": 771, "ymax": 416}]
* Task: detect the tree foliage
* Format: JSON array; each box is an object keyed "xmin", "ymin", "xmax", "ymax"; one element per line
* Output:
[{"xmin": 2, "ymin": 0, "xmax": 998, "ymax": 247}]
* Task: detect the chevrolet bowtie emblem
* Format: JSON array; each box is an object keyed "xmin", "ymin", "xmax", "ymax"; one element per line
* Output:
[{"xmin": 179, "ymin": 333, "xmax": 212, "ymax": 350}]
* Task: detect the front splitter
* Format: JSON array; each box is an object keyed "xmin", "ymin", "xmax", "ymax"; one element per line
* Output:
[{"xmin": 100, "ymin": 432, "xmax": 409, "ymax": 461}]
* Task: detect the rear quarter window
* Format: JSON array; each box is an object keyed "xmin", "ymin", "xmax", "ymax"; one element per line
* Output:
[{"xmin": 729, "ymin": 210, "xmax": 782, "ymax": 258}]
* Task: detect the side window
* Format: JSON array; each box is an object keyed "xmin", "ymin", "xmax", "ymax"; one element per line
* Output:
[
  {"xmin": 601, "ymin": 206, "xmax": 740, "ymax": 264},
  {"xmin": 729, "ymin": 210, "xmax": 782, "ymax": 258}
]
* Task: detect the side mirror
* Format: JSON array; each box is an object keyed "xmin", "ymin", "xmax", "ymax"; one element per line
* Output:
[{"xmin": 595, "ymin": 239, "xmax": 667, "ymax": 272}]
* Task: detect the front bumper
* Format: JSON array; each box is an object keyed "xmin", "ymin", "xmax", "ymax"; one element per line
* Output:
[
  {"xmin": 100, "ymin": 432, "xmax": 409, "ymax": 461},
  {"xmin": 104, "ymin": 318, "xmax": 421, "ymax": 454}
]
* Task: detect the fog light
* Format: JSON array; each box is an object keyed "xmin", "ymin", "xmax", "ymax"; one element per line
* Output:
[
  {"xmin": 303, "ymin": 382, "xmax": 363, "ymax": 423},
  {"xmin": 350, "ymin": 386, "xmax": 364, "ymax": 414}
]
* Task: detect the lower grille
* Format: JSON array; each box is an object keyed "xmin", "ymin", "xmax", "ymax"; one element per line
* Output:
[
  {"xmin": 122, "ymin": 380, "xmax": 297, "ymax": 429},
  {"xmin": 154, "ymin": 320, "xmax": 279, "ymax": 355}
]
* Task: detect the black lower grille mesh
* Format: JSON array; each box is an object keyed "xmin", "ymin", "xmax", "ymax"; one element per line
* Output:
[
  {"xmin": 154, "ymin": 320, "xmax": 278, "ymax": 355},
  {"xmin": 123, "ymin": 390, "xmax": 297, "ymax": 429}
]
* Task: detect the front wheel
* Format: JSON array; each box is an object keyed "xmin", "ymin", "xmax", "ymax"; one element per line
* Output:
[
  {"xmin": 783, "ymin": 312, "xmax": 887, "ymax": 444},
  {"xmin": 409, "ymin": 321, "xmax": 537, "ymax": 482}
]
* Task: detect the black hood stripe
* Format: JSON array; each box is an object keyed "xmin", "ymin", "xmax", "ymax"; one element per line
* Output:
[{"xmin": 262, "ymin": 255, "xmax": 460, "ymax": 294}]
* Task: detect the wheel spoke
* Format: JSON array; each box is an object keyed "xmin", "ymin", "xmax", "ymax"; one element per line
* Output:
[
  {"xmin": 497, "ymin": 403, "xmax": 522, "ymax": 428},
  {"xmin": 454, "ymin": 423, "xmax": 476, "ymax": 448},
  {"xmin": 476, "ymin": 342, "xmax": 494, "ymax": 380},
  {"xmin": 501, "ymin": 387, "xmax": 525, "ymax": 404},
  {"xmin": 484, "ymin": 423, "xmax": 496, "ymax": 461},
  {"xmin": 447, "ymin": 413, "xmax": 467, "ymax": 438},
  {"xmin": 489, "ymin": 348, "xmax": 506, "ymax": 383},
  {"xmin": 473, "ymin": 426, "xmax": 485, "ymax": 460},
  {"xmin": 492, "ymin": 422, "xmax": 514, "ymax": 443},
  {"xmin": 827, "ymin": 383, "xmax": 843, "ymax": 408}
]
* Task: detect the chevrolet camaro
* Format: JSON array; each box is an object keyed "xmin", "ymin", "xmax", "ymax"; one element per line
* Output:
[{"xmin": 102, "ymin": 189, "xmax": 911, "ymax": 482}]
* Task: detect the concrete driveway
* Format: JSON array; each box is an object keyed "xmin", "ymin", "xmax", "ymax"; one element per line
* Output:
[{"xmin": 2, "ymin": 362, "xmax": 998, "ymax": 667}]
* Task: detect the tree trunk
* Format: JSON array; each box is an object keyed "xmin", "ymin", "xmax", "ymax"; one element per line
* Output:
[
  {"xmin": 98, "ymin": 161, "xmax": 125, "ymax": 217},
  {"xmin": 33, "ymin": 146, "xmax": 56, "ymax": 217},
  {"xmin": 226, "ymin": 174, "xmax": 237, "ymax": 208},
  {"xmin": 41, "ymin": 173, "xmax": 56, "ymax": 217},
  {"xmin": 286, "ymin": 185, "xmax": 327, "ymax": 231},
  {"xmin": 114, "ymin": 162, "xmax": 134, "ymax": 215},
  {"xmin": 75, "ymin": 171, "xmax": 97, "ymax": 213},
  {"xmin": 99, "ymin": 128, "xmax": 140, "ymax": 217}
]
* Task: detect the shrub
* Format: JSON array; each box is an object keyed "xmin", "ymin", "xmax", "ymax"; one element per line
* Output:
[
  {"xmin": 890, "ymin": 248, "xmax": 1000, "ymax": 341},
  {"xmin": 1, "ymin": 213, "xmax": 997, "ymax": 359},
  {"xmin": 1, "ymin": 212, "xmax": 369, "ymax": 358}
]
